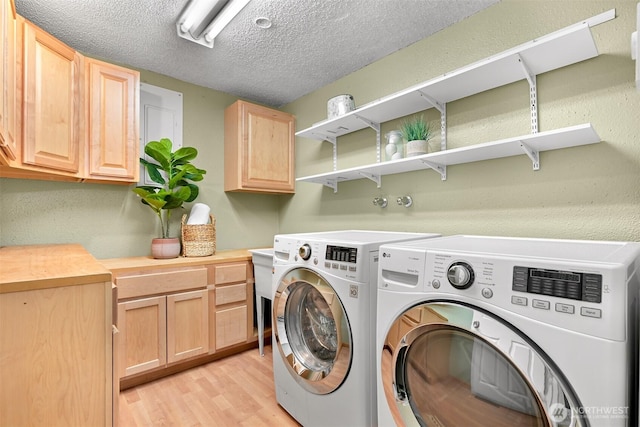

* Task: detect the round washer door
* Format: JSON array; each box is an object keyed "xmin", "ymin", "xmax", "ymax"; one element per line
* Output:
[
  {"xmin": 273, "ymin": 268, "xmax": 352, "ymax": 395},
  {"xmin": 382, "ymin": 302, "xmax": 585, "ymax": 427}
]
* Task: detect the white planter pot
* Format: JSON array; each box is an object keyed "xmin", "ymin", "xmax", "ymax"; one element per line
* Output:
[{"xmin": 406, "ymin": 139, "xmax": 429, "ymax": 157}]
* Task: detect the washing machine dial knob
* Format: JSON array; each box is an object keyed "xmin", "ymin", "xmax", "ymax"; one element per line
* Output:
[
  {"xmin": 299, "ymin": 244, "xmax": 312, "ymax": 260},
  {"xmin": 447, "ymin": 262, "xmax": 474, "ymax": 289}
]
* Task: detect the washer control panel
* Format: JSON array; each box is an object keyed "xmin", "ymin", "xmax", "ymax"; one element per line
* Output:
[{"xmin": 513, "ymin": 266, "xmax": 602, "ymax": 303}]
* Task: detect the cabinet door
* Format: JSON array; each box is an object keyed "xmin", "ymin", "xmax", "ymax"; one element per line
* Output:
[
  {"xmin": 118, "ymin": 296, "xmax": 167, "ymax": 378},
  {"xmin": 224, "ymin": 100, "xmax": 295, "ymax": 193},
  {"xmin": 22, "ymin": 20, "xmax": 80, "ymax": 174},
  {"xmin": 85, "ymin": 58, "xmax": 139, "ymax": 182},
  {"xmin": 0, "ymin": 0, "xmax": 17, "ymax": 163},
  {"xmin": 216, "ymin": 305, "xmax": 248, "ymax": 349},
  {"xmin": 0, "ymin": 282, "xmax": 112, "ymax": 427},
  {"xmin": 167, "ymin": 289, "xmax": 208, "ymax": 363}
]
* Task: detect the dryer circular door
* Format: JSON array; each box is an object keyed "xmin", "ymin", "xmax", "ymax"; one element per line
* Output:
[
  {"xmin": 382, "ymin": 302, "xmax": 585, "ymax": 427},
  {"xmin": 273, "ymin": 268, "xmax": 352, "ymax": 395}
]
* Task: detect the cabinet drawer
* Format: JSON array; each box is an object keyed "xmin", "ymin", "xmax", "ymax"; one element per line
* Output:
[
  {"xmin": 216, "ymin": 283, "xmax": 247, "ymax": 306},
  {"xmin": 216, "ymin": 305, "xmax": 248, "ymax": 349},
  {"xmin": 117, "ymin": 268, "xmax": 207, "ymax": 299},
  {"xmin": 213, "ymin": 263, "xmax": 247, "ymax": 285}
]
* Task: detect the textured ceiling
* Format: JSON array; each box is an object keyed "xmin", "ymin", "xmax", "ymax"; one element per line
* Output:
[{"xmin": 14, "ymin": 0, "xmax": 499, "ymax": 107}]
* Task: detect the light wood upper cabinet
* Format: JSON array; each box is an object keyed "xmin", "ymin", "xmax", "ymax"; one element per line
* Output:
[
  {"xmin": 85, "ymin": 58, "xmax": 140, "ymax": 182},
  {"xmin": 0, "ymin": 0, "xmax": 18, "ymax": 164},
  {"xmin": 22, "ymin": 19, "xmax": 81, "ymax": 175},
  {"xmin": 0, "ymin": 16, "xmax": 140, "ymax": 183},
  {"xmin": 224, "ymin": 100, "xmax": 295, "ymax": 194}
]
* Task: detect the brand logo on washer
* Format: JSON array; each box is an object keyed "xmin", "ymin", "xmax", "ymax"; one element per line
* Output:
[
  {"xmin": 549, "ymin": 403, "xmax": 569, "ymax": 423},
  {"xmin": 349, "ymin": 284, "xmax": 358, "ymax": 298},
  {"xmin": 382, "ymin": 252, "xmax": 390, "ymax": 258}
]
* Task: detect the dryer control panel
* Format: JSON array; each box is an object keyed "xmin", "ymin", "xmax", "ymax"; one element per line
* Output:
[{"xmin": 512, "ymin": 267, "xmax": 602, "ymax": 303}]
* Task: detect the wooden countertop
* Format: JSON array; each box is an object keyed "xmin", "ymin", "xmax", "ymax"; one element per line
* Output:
[
  {"xmin": 100, "ymin": 249, "xmax": 253, "ymax": 274},
  {"xmin": 0, "ymin": 244, "xmax": 112, "ymax": 294}
]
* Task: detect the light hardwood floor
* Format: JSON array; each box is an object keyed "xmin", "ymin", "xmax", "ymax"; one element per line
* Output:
[{"xmin": 118, "ymin": 344, "xmax": 300, "ymax": 426}]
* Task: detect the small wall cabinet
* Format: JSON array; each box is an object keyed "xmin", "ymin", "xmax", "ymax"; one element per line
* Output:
[{"xmin": 224, "ymin": 99, "xmax": 296, "ymax": 194}]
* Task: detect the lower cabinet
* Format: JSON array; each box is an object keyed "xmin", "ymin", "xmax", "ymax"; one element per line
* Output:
[
  {"xmin": 118, "ymin": 289, "xmax": 208, "ymax": 378},
  {"xmin": 0, "ymin": 280, "xmax": 113, "ymax": 427},
  {"xmin": 103, "ymin": 253, "xmax": 257, "ymax": 387},
  {"xmin": 208, "ymin": 261, "xmax": 254, "ymax": 352}
]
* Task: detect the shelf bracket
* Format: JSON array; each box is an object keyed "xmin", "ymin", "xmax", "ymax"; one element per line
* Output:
[
  {"xmin": 519, "ymin": 141, "xmax": 540, "ymax": 170},
  {"xmin": 417, "ymin": 90, "xmax": 445, "ymax": 114},
  {"xmin": 321, "ymin": 179, "xmax": 338, "ymax": 193},
  {"xmin": 354, "ymin": 115, "xmax": 382, "ymax": 162},
  {"xmin": 421, "ymin": 160, "xmax": 447, "ymax": 181},
  {"xmin": 358, "ymin": 172, "xmax": 382, "ymax": 188},
  {"xmin": 516, "ymin": 53, "xmax": 538, "ymax": 134}
]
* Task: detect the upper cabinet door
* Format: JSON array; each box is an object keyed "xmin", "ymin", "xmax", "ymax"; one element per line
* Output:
[
  {"xmin": 85, "ymin": 58, "xmax": 139, "ymax": 182},
  {"xmin": 0, "ymin": 0, "xmax": 18, "ymax": 163},
  {"xmin": 224, "ymin": 100, "xmax": 295, "ymax": 194},
  {"xmin": 22, "ymin": 20, "xmax": 81, "ymax": 174}
]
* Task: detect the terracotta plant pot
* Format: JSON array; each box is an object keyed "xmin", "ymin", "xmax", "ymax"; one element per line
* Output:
[{"xmin": 151, "ymin": 238, "xmax": 181, "ymax": 259}]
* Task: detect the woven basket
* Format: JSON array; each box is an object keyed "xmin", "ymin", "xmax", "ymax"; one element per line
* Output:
[{"xmin": 181, "ymin": 214, "xmax": 216, "ymax": 257}]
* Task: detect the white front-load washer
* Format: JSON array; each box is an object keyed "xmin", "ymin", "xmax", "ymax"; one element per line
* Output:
[
  {"xmin": 272, "ymin": 230, "xmax": 441, "ymax": 427},
  {"xmin": 376, "ymin": 235, "xmax": 640, "ymax": 427}
]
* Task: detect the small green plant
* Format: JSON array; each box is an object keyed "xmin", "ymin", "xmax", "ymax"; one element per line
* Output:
[
  {"xmin": 400, "ymin": 115, "xmax": 432, "ymax": 141},
  {"xmin": 132, "ymin": 138, "xmax": 206, "ymax": 239}
]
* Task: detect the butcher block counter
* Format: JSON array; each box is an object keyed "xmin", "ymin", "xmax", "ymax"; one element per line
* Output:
[
  {"xmin": 100, "ymin": 248, "xmax": 252, "ymax": 272},
  {"xmin": 0, "ymin": 244, "xmax": 114, "ymax": 427},
  {"xmin": 0, "ymin": 243, "xmax": 112, "ymax": 293}
]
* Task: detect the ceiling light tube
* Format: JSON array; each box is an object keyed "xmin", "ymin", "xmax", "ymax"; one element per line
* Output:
[
  {"xmin": 201, "ymin": 0, "xmax": 251, "ymax": 43},
  {"xmin": 176, "ymin": 0, "xmax": 250, "ymax": 48}
]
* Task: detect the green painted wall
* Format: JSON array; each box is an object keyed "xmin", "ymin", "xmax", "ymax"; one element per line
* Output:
[
  {"xmin": 1, "ymin": 0, "xmax": 638, "ymax": 260},
  {"xmin": 280, "ymin": 0, "xmax": 640, "ymax": 242}
]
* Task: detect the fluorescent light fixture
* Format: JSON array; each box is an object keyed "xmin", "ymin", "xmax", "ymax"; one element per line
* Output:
[{"xmin": 176, "ymin": 0, "xmax": 251, "ymax": 48}]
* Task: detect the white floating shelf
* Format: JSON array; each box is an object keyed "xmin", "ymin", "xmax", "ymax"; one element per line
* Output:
[
  {"xmin": 296, "ymin": 13, "xmax": 611, "ymax": 142},
  {"xmin": 296, "ymin": 124, "xmax": 600, "ymax": 192}
]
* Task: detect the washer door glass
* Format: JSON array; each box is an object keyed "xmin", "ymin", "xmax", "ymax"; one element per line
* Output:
[
  {"xmin": 383, "ymin": 302, "xmax": 585, "ymax": 427},
  {"xmin": 274, "ymin": 268, "xmax": 352, "ymax": 395}
]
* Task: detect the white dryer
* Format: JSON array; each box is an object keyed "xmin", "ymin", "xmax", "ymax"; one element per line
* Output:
[
  {"xmin": 272, "ymin": 230, "xmax": 440, "ymax": 427},
  {"xmin": 376, "ymin": 235, "xmax": 640, "ymax": 427}
]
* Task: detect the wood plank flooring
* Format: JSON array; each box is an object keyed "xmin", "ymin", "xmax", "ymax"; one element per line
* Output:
[{"xmin": 118, "ymin": 344, "xmax": 300, "ymax": 426}]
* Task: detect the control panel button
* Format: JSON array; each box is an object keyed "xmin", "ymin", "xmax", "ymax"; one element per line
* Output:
[
  {"xmin": 447, "ymin": 262, "xmax": 475, "ymax": 289},
  {"xmin": 511, "ymin": 296, "xmax": 528, "ymax": 306},
  {"xmin": 532, "ymin": 299, "xmax": 550, "ymax": 310},
  {"xmin": 580, "ymin": 307, "xmax": 602, "ymax": 319},
  {"xmin": 555, "ymin": 303, "xmax": 575, "ymax": 314},
  {"xmin": 432, "ymin": 279, "xmax": 441, "ymax": 289},
  {"xmin": 481, "ymin": 288, "xmax": 493, "ymax": 299}
]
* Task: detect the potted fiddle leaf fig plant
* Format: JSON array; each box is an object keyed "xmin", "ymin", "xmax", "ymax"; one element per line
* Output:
[
  {"xmin": 400, "ymin": 115, "xmax": 434, "ymax": 157},
  {"xmin": 133, "ymin": 138, "xmax": 206, "ymax": 259}
]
